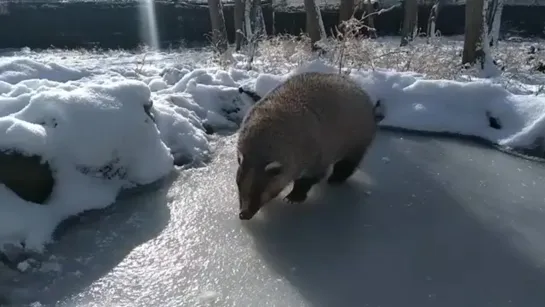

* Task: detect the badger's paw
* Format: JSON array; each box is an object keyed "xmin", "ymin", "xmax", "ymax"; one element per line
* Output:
[{"xmin": 284, "ymin": 191, "xmax": 308, "ymax": 204}]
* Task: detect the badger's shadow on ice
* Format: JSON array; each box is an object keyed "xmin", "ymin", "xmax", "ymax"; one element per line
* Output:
[
  {"xmin": 6, "ymin": 170, "xmax": 178, "ymax": 306},
  {"xmin": 247, "ymin": 177, "xmax": 371, "ymax": 230},
  {"xmin": 245, "ymin": 132, "xmax": 545, "ymax": 307}
]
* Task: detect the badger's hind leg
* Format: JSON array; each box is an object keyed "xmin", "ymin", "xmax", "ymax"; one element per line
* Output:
[
  {"xmin": 285, "ymin": 171, "xmax": 326, "ymax": 204},
  {"xmin": 327, "ymin": 147, "xmax": 367, "ymax": 185}
]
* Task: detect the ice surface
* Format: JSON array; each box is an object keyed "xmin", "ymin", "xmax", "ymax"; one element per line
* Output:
[
  {"xmin": 0, "ymin": 41, "xmax": 544, "ymax": 254},
  {"xmin": 10, "ymin": 133, "xmax": 545, "ymax": 307}
]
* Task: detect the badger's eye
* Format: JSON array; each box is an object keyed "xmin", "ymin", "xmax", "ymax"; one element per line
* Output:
[
  {"xmin": 267, "ymin": 168, "xmax": 282, "ymax": 177},
  {"xmin": 237, "ymin": 152, "xmax": 243, "ymax": 165}
]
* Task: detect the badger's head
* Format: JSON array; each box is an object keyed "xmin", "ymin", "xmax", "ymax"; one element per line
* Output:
[{"xmin": 236, "ymin": 152, "xmax": 291, "ymax": 220}]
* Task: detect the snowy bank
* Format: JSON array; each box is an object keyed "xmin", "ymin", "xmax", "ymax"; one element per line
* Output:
[
  {"xmin": 0, "ymin": 56, "xmax": 254, "ymax": 253},
  {"xmin": 0, "ymin": 78, "xmax": 174, "ymax": 252},
  {"xmin": 243, "ymin": 60, "xmax": 545, "ymax": 157}
]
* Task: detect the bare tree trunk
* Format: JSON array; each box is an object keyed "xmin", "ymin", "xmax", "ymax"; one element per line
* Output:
[
  {"xmin": 271, "ymin": 9, "xmax": 276, "ymax": 36},
  {"xmin": 234, "ymin": 0, "xmax": 245, "ymax": 51},
  {"xmin": 400, "ymin": 0, "xmax": 418, "ymax": 46},
  {"xmin": 244, "ymin": 0, "xmax": 254, "ymax": 41},
  {"xmin": 244, "ymin": 0, "xmax": 266, "ymax": 42},
  {"xmin": 366, "ymin": 0, "xmax": 376, "ymax": 38},
  {"xmin": 303, "ymin": 0, "xmax": 326, "ymax": 51},
  {"xmin": 478, "ymin": 0, "xmax": 499, "ymax": 76},
  {"xmin": 462, "ymin": 0, "xmax": 484, "ymax": 64},
  {"xmin": 253, "ymin": 0, "xmax": 267, "ymax": 39},
  {"xmin": 339, "ymin": 0, "xmax": 355, "ymax": 26},
  {"xmin": 244, "ymin": 0, "xmax": 266, "ymax": 68},
  {"xmin": 259, "ymin": 2, "xmax": 267, "ymax": 37},
  {"xmin": 461, "ymin": 0, "xmax": 499, "ymax": 77},
  {"xmin": 426, "ymin": 0, "xmax": 440, "ymax": 42},
  {"xmin": 486, "ymin": 0, "xmax": 504, "ymax": 47},
  {"xmin": 208, "ymin": 0, "xmax": 229, "ymax": 53}
]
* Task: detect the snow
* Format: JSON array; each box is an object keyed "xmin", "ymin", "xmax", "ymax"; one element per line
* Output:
[
  {"xmin": 0, "ymin": 58, "xmax": 90, "ymax": 84},
  {"xmin": 16, "ymin": 260, "xmax": 31, "ymax": 272},
  {"xmin": 0, "ymin": 78, "xmax": 175, "ymax": 252},
  {"xmin": 0, "ymin": 37, "xmax": 544, "ymax": 254}
]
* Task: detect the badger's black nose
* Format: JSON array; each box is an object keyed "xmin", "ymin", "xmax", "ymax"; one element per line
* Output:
[{"xmin": 239, "ymin": 210, "xmax": 254, "ymax": 220}]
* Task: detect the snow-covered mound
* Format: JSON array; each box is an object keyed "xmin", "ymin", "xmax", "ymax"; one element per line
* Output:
[
  {"xmin": 150, "ymin": 67, "xmax": 253, "ymax": 163},
  {"xmin": 0, "ymin": 56, "xmax": 253, "ymax": 253},
  {"xmin": 0, "ymin": 49, "xmax": 544, "ymax": 254},
  {"xmin": 0, "ymin": 58, "xmax": 90, "ymax": 84},
  {"xmin": 0, "ymin": 79, "xmax": 174, "ymax": 252}
]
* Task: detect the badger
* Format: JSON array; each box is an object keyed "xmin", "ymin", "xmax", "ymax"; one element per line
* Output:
[{"xmin": 235, "ymin": 71, "xmax": 379, "ymax": 220}]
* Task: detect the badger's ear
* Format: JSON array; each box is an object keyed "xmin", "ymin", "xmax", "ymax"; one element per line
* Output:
[{"xmin": 264, "ymin": 161, "xmax": 282, "ymax": 176}]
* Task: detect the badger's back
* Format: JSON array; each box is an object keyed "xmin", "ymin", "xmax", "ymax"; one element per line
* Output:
[{"xmin": 238, "ymin": 72, "xmax": 376, "ymax": 172}]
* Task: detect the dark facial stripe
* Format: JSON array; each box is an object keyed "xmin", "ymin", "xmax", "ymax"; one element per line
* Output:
[{"xmin": 237, "ymin": 162, "xmax": 266, "ymax": 215}]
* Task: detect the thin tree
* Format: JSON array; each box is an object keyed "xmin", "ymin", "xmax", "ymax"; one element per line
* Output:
[
  {"xmin": 244, "ymin": 0, "xmax": 266, "ymax": 43},
  {"xmin": 244, "ymin": 0, "xmax": 267, "ymax": 68},
  {"xmin": 208, "ymin": 0, "xmax": 229, "ymax": 53},
  {"xmin": 486, "ymin": 0, "xmax": 504, "ymax": 47},
  {"xmin": 462, "ymin": 0, "xmax": 484, "ymax": 64},
  {"xmin": 426, "ymin": 0, "xmax": 440, "ymax": 42},
  {"xmin": 304, "ymin": 0, "xmax": 327, "ymax": 51},
  {"xmin": 234, "ymin": 0, "xmax": 245, "ymax": 51},
  {"xmin": 400, "ymin": 0, "xmax": 418, "ymax": 46},
  {"xmin": 462, "ymin": 0, "xmax": 499, "ymax": 77},
  {"xmin": 365, "ymin": 0, "xmax": 377, "ymax": 38}
]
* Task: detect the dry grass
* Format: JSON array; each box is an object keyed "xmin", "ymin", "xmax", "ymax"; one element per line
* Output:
[
  {"xmin": 231, "ymin": 16, "xmax": 544, "ymax": 95},
  {"xmin": 256, "ymin": 34, "xmax": 542, "ymax": 74}
]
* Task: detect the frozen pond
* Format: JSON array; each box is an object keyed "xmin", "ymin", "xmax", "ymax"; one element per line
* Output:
[{"xmin": 6, "ymin": 131, "xmax": 545, "ymax": 307}]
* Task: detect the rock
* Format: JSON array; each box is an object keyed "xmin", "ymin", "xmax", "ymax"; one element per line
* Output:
[
  {"xmin": 144, "ymin": 99, "xmax": 155, "ymax": 122},
  {"xmin": 203, "ymin": 123, "xmax": 214, "ymax": 135},
  {"xmin": 535, "ymin": 61, "xmax": 545, "ymax": 73},
  {"xmin": 486, "ymin": 111, "xmax": 502, "ymax": 130},
  {"xmin": 0, "ymin": 150, "xmax": 54, "ymax": 204}
]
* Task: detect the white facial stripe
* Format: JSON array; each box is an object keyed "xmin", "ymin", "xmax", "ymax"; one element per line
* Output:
[
  {"xmin": 265, "ymin": 161, "xmax": 282, "ymax": 172},
  {"xmin": 237, "ymin": 151, "xmax": 244, "ymax": 165}
]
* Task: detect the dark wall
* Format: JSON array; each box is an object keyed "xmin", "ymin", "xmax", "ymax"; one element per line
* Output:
[
  {"xmin": 275, "ymin": 4, "xmax": 545, "ymax": 38},
  {"xmin": 0, "ymin": 1, "xmax": 275, "ymax": 50},
  {"xmin": 0, "ymin": 1, "xmax": 543, "ymax": 50}
]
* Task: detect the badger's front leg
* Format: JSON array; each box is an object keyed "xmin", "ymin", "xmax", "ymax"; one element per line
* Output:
[{"xmin": 284, "ymin": 168, "xmax": 327, "ymax": 204}]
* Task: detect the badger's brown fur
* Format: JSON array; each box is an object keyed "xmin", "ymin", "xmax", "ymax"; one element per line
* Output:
[{"xmin": 236, "ymin": 72, "xmax": 378, "ymax": 220}]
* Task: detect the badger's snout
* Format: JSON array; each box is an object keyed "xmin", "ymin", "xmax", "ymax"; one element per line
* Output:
[
  {"xmin": 238, "ymin": 197, "xmax": 258, "ymax": 220},
  {"xmin": 239, "ymin": 209, "xmax": 256, "ymax": 220},
  {"xmin": 238, "ymin": 196, "xmax": 259, "ymax": 220}
]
